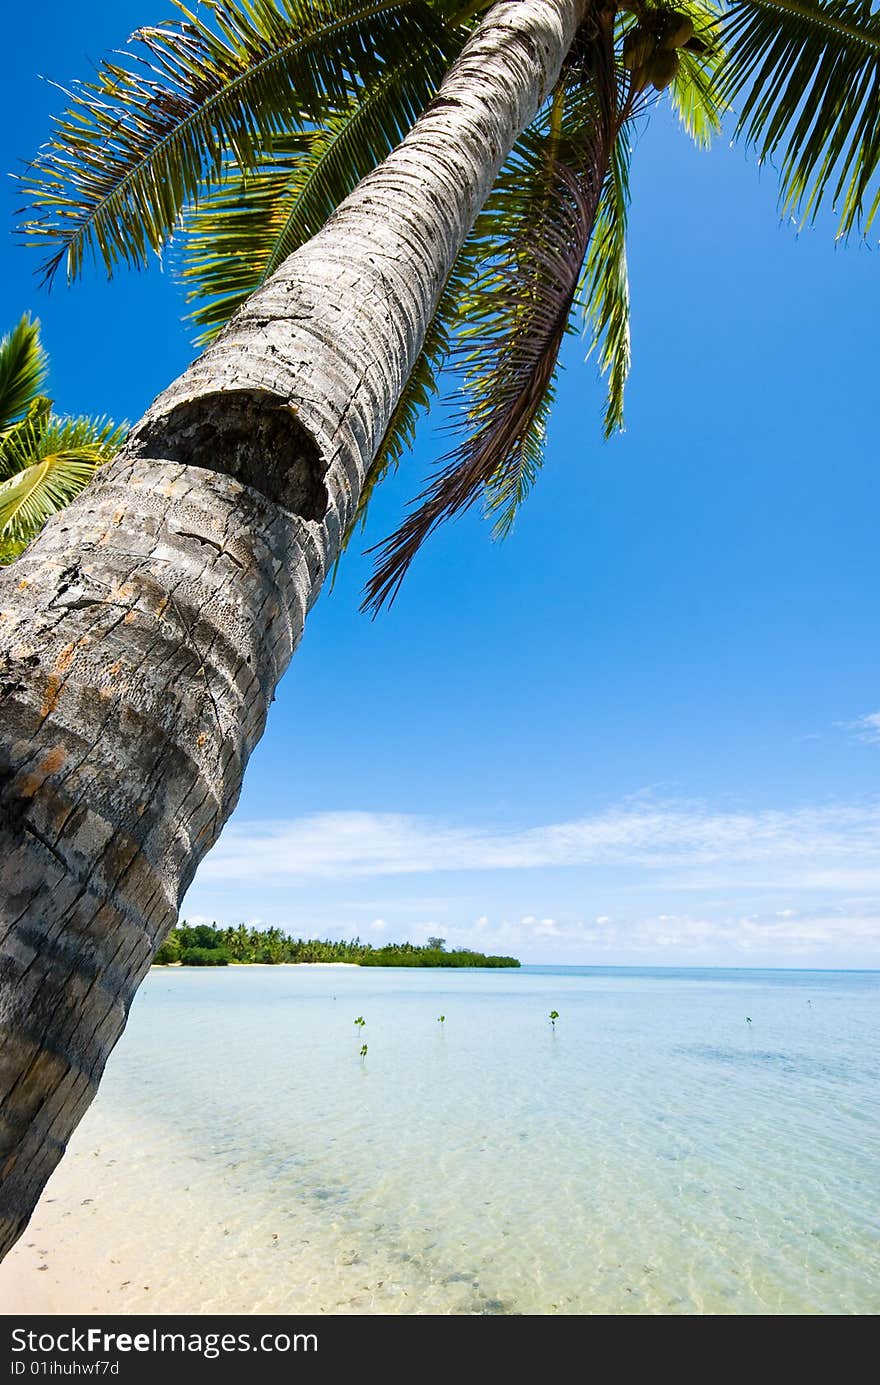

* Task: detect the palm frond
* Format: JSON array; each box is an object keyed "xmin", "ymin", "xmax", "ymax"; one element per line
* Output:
[
  {"xmin": 719, "ymin": 0, "xmax": 880, "ymax": 236},
  {"xmin": 363, "ymin": 28, "xmax": 624, "ymax": 613},
  {"xmin": 0, "ymin": 415, "xmax": 127, "ymax": 543},
  {"xmin": 180, "ymin": 32, "xmax": 460, "ymax": 342},
  {"xmin": 567, "ymin": 5, "xmax": 723, "ymax": 438},
  {"xmin": 581, "ymin": 133, "xmax": 632, "ymax": 437},
  {"xmin": 0, "ymin": 396, "xmax": 53, "ymax": 480},
  {"xmin": 0, "ymin": 454, "xmax": 97, "ymax": 543},
  {"xmin": 337, "ymin": 234, "xmax": 484, "ymax": 560},
  {"xmin": 669, "ymin": 3, "xmax": 728, "ymax": 145},
  {"xmin": 18, "ymin": 0, "xmax": 451, "ymax": 282},
  {"xmin": 0, "ymin": 315, "xmax": 49, "ymax": 434},
  {"xmin": 576, "ymin": 4, "xmax": 721, "ymax": 435},
  {"xmin": 178, "ymin": 132, "xmax": 315, "ymax": 343},
  {"xmin": 0, "ymin": 535, "xmax": 27, "ymax": 566}
]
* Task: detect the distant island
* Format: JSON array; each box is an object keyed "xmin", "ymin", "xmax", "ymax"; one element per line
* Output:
[{"xmin": 153, "ymin": 922, "xmax": 520, "ymax": 969}]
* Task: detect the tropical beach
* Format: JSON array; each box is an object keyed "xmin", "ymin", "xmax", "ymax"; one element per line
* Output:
[
  {"xmin": 1, "ymin": 964, "xmax": 877, "ymax": 1316},
  {"xmin": 2, "ymin": 0, "xmax": 880, "ymax": 1328}
]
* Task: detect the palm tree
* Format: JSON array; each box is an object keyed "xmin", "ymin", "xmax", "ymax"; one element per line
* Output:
[
  {"xmin": 0, "ymin": 0, "xmax": 877, "ymax": 1258},
  {"xmin": 0, "ymin": 316, "xmax": 125, "ymax": 565},
  {"xmin": 257, "ymin": 927, "xmax": 287, "ymax": 964},
  {"xmin": 225, "ymin": 921, "xmax": 253, "ymax": 961}
]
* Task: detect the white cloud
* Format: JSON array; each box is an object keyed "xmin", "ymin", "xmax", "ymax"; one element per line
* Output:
[
  {"xmin": 185, "ymin": 800, "xmax": 880, "ymax": 964},
  {"xmin": 198, "ymin": 801, "xmax": 880, "ymax": 887},
  {"xmin": 843, "ymin": 711, "xmax": 880, "ymax": 743},
  {"xmin": 436, "ymin": 903, "xmax": 880, "ymax": 961}
]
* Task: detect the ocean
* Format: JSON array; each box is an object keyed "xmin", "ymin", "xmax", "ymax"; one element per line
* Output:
[{"xmin": 10, "ymin": 964, "xmax": 879, "ymax": 1315}]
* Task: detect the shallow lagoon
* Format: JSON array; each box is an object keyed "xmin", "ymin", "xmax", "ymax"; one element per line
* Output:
[{"xmin": 17, "ymin": 965, "xmax": 880, "ymax": 1314}]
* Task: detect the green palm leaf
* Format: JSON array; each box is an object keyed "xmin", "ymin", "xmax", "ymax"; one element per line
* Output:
[
  {"xmin": 0, "ymin": 415, "xmax": 127, "ymax": 547},
  {"xmin": 581, "ymin": 133, "xmax": 632, "ymax": 438},
  {"xmin": 0, "ymin": 397, "xmax": 53, "ymax": 481},
  {"xmin": 587, "ymin": 5, "xmax": 721, "ymax": 440},
  {"xmin": 18, "ymin": 0, "xmax": 452, "ymax": 282},
  {"xmin": 665, "ymin": 2, "xmax": 727, "ymax": 145},
  {"xmin": 476, "ymin": 102, "xmax": 585, "ymax": 542},
  {"xmin": 178, "ymin": 132, "xmax": 315, "ymax": 344},
  {"xmin": 0, "ymin": 316, "xmax": 49, "ymax": 434},
  {"xmin": 0, "ymin": 454, "xmax": 98, "ymax": 542},
  {"xmin": 720, "ymin": 0, "xmax": 880, "ymax": 236},
  {"xmin": 0, "ymin": 535, "xmax": 26, "ymax": 564},
  {"xmin": 180, "ymin": 31, "xmax": 461, "ymax": 343}
]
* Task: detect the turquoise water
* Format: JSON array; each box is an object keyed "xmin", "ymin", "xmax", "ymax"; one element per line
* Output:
[{"xmin": 78, "ymin": 965, "xmax": 879, "ymax": 1314}]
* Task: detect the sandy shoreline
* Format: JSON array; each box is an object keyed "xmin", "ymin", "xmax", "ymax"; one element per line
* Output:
[
  {"xmin": 0, "ymin": 1130, "xmax": 136, "ymax": 1315},
  {"xmin": 0, "ymin": 966, "xmax": 366, "ymax": 1316},
  {"xmin": 155, "ymin": 961, "xmax": 362, "ymax": 968},
  {"xmin": 0, "ymin": 1105, "xmax": 420, "ymax": 1316}
]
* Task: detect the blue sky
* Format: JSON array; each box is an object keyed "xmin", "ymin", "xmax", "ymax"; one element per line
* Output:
[{"xmin": 3, "ymin": 3, "xmax": 879, "ymax": 966}]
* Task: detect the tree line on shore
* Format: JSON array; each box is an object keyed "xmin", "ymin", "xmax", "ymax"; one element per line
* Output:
[{"xmin": 153, "ymin": 922, "xmax": 519, "ymax": 969}]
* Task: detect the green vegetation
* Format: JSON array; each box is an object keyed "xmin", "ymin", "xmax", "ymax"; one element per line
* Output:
[
  {"xmin": 153, "ymin": 936, "xmax": 181, "ymax": 966},
  {"xmin": 550, "ymin": 1009, "xmax": 559, "ymax": 1030},
  {"xmin": 359, "ymin": 946, "xmax": 518, "ymax": 968},
  {"xmin": 0, "ymin": 316, "xmax": 125, "ymax": 564},
  {"xmin": 152, "ymin": 922, "xmax": 519, "ymax": 968},
  {"xmin": 181, "ymin": 946, "xmax": 230, "ymax": 967}
]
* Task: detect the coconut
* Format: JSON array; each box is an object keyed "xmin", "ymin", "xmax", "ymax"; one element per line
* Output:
[
  {"xmin": 629, "ymin": 64, "xmax": 651, "ymax": 94},
  {"xmin": 622, "ymin": 28, "xmax": 655, "ymax": 71},
  {"xmin": 649, "ymin": 49, "xmax": 680, "ymax": 90},
  {"xmin": 660, "ymin": 13, "xmax": 694, "ymax": 49}
]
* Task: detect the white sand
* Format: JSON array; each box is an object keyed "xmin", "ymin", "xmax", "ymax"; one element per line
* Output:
[{"xmin": 0, "ymin": 1106, "xmax": 429, "ymax": 1316}]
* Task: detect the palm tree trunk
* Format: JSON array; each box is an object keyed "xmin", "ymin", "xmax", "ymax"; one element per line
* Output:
[{"xmin": 0, "ymin": 0, "xmax": 587, "ymax": 1258}]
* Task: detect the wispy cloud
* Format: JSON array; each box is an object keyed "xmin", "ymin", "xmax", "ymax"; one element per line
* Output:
[
  {"xmin": 846, "ymin": 711, "xmax": 880, "ymax": 744},
  {"xmin": 495, "ymin": 902, "xmax": 880, "ymax": 957},
  {"xmin": 198, "ymin": 801, "xmax": 880, "ymax": 887}
]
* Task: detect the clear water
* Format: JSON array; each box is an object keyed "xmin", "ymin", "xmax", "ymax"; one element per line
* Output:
[{"xmin": 45, "ymin": 966, "xmax": 880, "ymax": 1314}]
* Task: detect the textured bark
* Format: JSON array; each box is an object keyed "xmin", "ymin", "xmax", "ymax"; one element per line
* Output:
[{"xmin": 0, "ymin": 0, "xmax": 587, "ymax": 1258}]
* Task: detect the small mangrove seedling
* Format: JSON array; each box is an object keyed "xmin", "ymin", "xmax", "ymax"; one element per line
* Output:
[
  {"xmin": 746, "ymin": 1016, "xmax": 752, "ymax": 1025},
  {"xmin": 549, "ymin": 1010, "xmax": 559, "ymax": 1031},
  {"xmin": 359, "ymin": 1043, "xmax": 368, "ymax": 1062},
  {"xmin": 437, "ymin": 1015, "xmax": 446, "ymax": 1025},
  {"xmin": 354, "ymin": 1016, "xmax": 365, "ymax": 1033}
]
